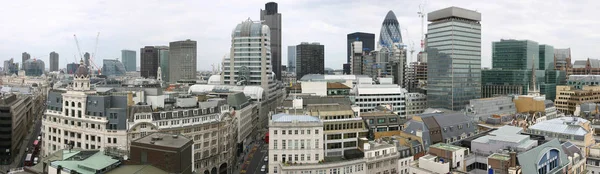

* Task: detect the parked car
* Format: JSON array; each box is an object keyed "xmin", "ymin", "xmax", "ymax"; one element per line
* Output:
[
  {"xmin": 261, "ymin": 165, "xmax": 266, "ymax": 172},
  {"xmin": 33, "ymin": 157, "xmax": 39, "ymax": 165},
  {"xmin": 264, "ymin": 156, "xmax": 268, "ymax": 162}
]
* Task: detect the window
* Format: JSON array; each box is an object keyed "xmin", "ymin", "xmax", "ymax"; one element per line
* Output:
[
  {"xmin": 274, "ymin": 130, "xmax": 277, "ymax": 135},
  {"xmin": 282, "ymin": 130, "xmax": 286, "ymax": 135},
  {"xmin": 389, "ymin": 118, "xmax": 397, "ymax": 122},
  {"xmin": 140, "ymin": 124, "xmax": 147, "ymax": 128},
  {"xmin": 295, "ymin": 130, "xmax": 298, "ymax": 135},
  {"xmin": 282, "ymin": 140, "xmax": 286, "ymax": 149},
  {"xmin": 307, "ymin": 130, "xmax": 311, "ymax": 134},
  {"xmin": 301, "ymin": 154, "xmax": 305, "ymax": 161},
  {"xmin": 368, "ymin": 119, "xmax": 374, "ymax": 124},
  {"xmin": 315, "ymin": 154, "xmax": 319, "ymax": 161},
  {"xmin": 301, "ymin": 140, "xmax": 305, "ymax": 149},
  {"xmin": 274, "ymin": 155, "xmax": 278, "ymax": 161},
  {"xmin": 315, "ymin": 139, "xmax": 319, "ymax": 148},
  {"xmin": 274, "ymin": 140, "xmax": 278, "ymax": 149},
  {"xmin": 183, "ymin": 111, "xmax": 188, "ymax": 116},
  {"xmin": 193, "ymin": 110, "xmax": 198, "ymax": 115},
  {"xmin": 378, "ymin": 118, "xmax": 386, "ymax": 123},
  {"xmin": 315, "ymin": 129, "xmax": 319, "ymax": 134},
  {"xmin": 160, "ymin": 113, "xmax": 166, "ymax": 119}
]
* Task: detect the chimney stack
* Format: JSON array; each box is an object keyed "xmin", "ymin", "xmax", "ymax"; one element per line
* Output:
[{"xmin": 509, "ymin": 151, "xmax": 517, "ymax": 167}]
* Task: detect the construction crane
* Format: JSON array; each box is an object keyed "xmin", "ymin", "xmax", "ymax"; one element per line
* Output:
[
  {"xmin": 73, "ymin": 33, "xmax": 102, "ymax": 75},
  {"xmin": 417, "ymin": 0, "xmax": 426, "ymax": 52},
  {"xmin": 91, "ymin": 32, "xmax": 101, "ymax": 75}
]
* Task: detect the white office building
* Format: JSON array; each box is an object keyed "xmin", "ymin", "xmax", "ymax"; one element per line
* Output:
[{"xmin": 352, "ymin": 78, "xmax": 407, "ymax": 116}]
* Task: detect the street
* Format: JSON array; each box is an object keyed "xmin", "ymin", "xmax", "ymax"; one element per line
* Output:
[
  {"xmin": 246, "ymin": 142, "xmax": 268, "ymax": 174},
  {"xmin": 0, "ymin": 106, "xmax": 44, "ymax": 174}
]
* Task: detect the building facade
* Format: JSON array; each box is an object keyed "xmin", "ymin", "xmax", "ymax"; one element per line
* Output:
[
  {"xmin": 159, "ymin": 48, "xmax": 170, "ymax": 82},
  {"xmin": 288, "ymin": 45, "xmax": 296, "ymax": 73},
  {"xmin": 305, "ymin": 104, "xmax": 368, "ymax": 156},
  {"xmin": 539, "ymin": 44, "xmax": 554, "ymax": 71},
  {"xmin": 268, "ymin": 113, "xmax": 324, "ymax": 174},
  {"xmin": 555, "ymin": 48, "xmax": 572, "ymax": 76},
  {"xmin": 347, "ymin": 32, "xmax": 375, "ymax": 64},
  {"xmin": 492, "ymin": 39, "xmax": 539, "ymax": 70},
  {"xmin": 556, "ymin": 85, "xmax": 600, "ymax": 115},
  {"xmin": 406, "ymin": 93, "xmax": 427, "ymax": 115},
  {"xmin": 260, "ymin": 2, "xmax": 282, "ymax": 81},
  {"xmin": 296, "ymin": 42, "xmax": 324, "ymax": 80},
  {"xmin": 42, "ymin": 61, "xmax": 129, "ymax": 157},
  {"xmin": 222, "ymin": 19, "xmax": 277, "ymax": 100},
  {"xmin": 4, "ymin": 58, "xmax": 19, "ymax": 75},
  {"xmin": 572, "ymin": 58, "xmax": 600, "ymax": 75},
  {"xmin": 102, "ymin": 59, "xmax": 126, "ymax": 76},
  {"xmin": 426, "ymin": 7, "xmax": 481, "ymax": 111},
  {"xmin": 0, "ymin": 94, "xmax": 33, "ymax": 164},
  {"xmin": 49, "ymin": 51, "xmax": 59, "ymax": 72},
  {"xmin": 23, "ymin": 59, "xmax": 45, "ymax": 76},
  {"xmin": 22, "ymin": 52, "xmax": 31, "ymax": 70},
  {"xmin": 465, "ymin": 96, "xmax": 516, "ymax": 122},
  {"xmin": 121, "ymin": 50, "xmax": 136, "ymax": 72},
  {"xmin": 129, "ymin": 133, "xmax": 193, "ymax": 174},
  {"xmin": 169, "ymin": 40, "xmax": 197, "ymax": 82},
  {"xmin": 352, "ymin": 78, "xmax": 407, "ymax": 115},
  {"xmin": 140, "ymin": 46, "xmax": 160, "ymax": 79}
]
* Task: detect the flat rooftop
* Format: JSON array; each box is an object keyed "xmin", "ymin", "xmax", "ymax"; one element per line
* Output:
[
  {"xmin": 429, "ymin": 143, "xmax": 464, "ymax": 152},
  {"xmin": 134, "ymin": 133, "xmax": 192, "ymax": 148},
  {"xmin": 489, "ymin": 153, "xmax": 510, "ymax": 161}
]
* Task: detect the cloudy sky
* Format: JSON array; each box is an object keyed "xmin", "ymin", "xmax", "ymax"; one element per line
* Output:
[{"xmin": 1, "ymin": 0, "xmax": 598, "ymax": 71}]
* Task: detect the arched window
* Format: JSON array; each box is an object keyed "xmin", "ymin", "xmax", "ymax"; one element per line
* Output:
[
  {"xmin": 78, "ymin": 102, "xmax": 82, "ymax": 108},
  {"xmin": 75, "ymin": 83, "xmax": 77, "ymax": 87},
  {"xmin": 65, "ymin": 101, "xmax": 68, "ymax": 106},
  {"xmin": 71, "ymin": 102, "xmax": 75, "ymax": 107}
]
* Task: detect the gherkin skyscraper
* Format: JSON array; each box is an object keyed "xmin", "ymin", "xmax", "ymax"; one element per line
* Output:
[{"xmin": 379, "ymin": 10, "xmax": 403, "ymax": 50}]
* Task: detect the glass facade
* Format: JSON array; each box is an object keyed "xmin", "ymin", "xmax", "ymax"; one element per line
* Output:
[
  {"xmin": 378, "ymin": 11, "xmax": 403, "ymax": 51},
  {"xmin": 539, "ymin": 45, "xmax": 554, "ymax": 71},
  {"xmin": 121, "ymin": 50, "xmax": 136, "ymax": 72},
  {"xmin": 426, "ymin": 13, "xmax": 482, "ymax": 111},
  {"xmin": 159, "ymin": 49, "xmax": 169, "ymax": 82},
  {"xmin": 102, "ymin": 59, "xmax": 126, "ymax": 76},
  {"xmin": 492, "ymin": 39, "xmax": 539, "ymax": 70}
]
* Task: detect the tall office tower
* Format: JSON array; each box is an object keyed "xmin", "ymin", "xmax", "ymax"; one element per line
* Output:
[
  {"xmin": 287, "ymin": 46, "xmax": 296, "ymax": 73},
  {"xmin": 83, "ymin": 52, "xmax": 90, "ymax": 68},
  {"xmin": 168, "ymin": 40, "xmax": 196, "ymax": 82},
  {"xmin": 350, "ymin": 41, "xmax": 364, "ymax": 75},
  {"xmin": 260, "ymin": 2, "xmax": 282, "ymax": 81},
  {"xmin": 140, "ymin": 46, "xmax": 159, "ymax": 78},
  {"xmin": 22, "ymin": 52, "xmax": 30, "ymax": 69},
  {"xmin": 347, "ymin": 32, "xmax": 375, "ymax": 63},
  {"xmin": 554, "ymin": 48, "xmax": 572, "ymax": 75},
  {"xmin": 222, "ymin": 19, "xmax": 276, "ymax": 99},
  {"xmin": 296, "ymin": 42, "xmax": 325, "ymax": 80},
  {"xmin": 3, "ymin": 58, "xmax": 18, "ymax": 75},
  {"xmin": 539, "ymin": 45, "xmax": 554, "ymax": 71},
  {"xmin": 378, "ymin": 11, "xmax": 403, "ymax": 50},
  {"xmin": 482, "ymin": 39, "xmax": 541, "ymax": 98},
  {"xmin": 23, "ymin": 59, "xmax": 45, "ymax": 76},
  {"xmin": 121, "ymin": 50, "xmax": 136, "ymax": 72},
  {"xmin": 159, "ymin": 48, "xmax": 170, "ymax": 82},
  {"xmin": 49, "ymin": 51, "xmax": 59, "ymax": 71},
  {"xmin": 426, "ymin": 7, "xmax": 481, "ymax": 111},
  {"xmin": 66, "ymin": 63, "xmax": 79, "ymax": 74}
]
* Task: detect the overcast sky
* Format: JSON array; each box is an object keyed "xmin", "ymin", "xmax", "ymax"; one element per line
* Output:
[{"xmin": 1, "ymin": 0, "xmax": 598, "ymax": 71}]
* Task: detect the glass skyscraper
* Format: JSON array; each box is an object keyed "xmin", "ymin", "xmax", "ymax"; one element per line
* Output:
[
  {"xmin": 426, "ymin": 7, "xmax": 482, "ymax": 111},
  {"xmin": 121, "ymin": 50, "xmax": 136, "ymax": 72},
  {"xmin": 378, "ymin": 11, "xmax": 403, "ymax": 50},
  {"xmin": 159, "ymin": 49, "xmax": 169, "ymax": 82},
  {"xmin": 102, "ymin": 59, "xmax": 126, "ymax": 76}
]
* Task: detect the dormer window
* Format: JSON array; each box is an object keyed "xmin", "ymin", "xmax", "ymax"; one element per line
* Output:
[
  {"xmin": 210, "ymin": 108, "xmax": 214, "ymax": 113},
  {"xmin": 173, "ymin": 112, "xmax": 178, "ymax": 118},
  {"xmin": 183, "ymin": 111, "xmax": 188, "ymax": 116},
  {"xmin": 202, "ymin": 109, "xmax": 207, "ymax": 114},
  {"xmin": 160, "ymin": 113, "xmax": 166, "ymax": 119}
]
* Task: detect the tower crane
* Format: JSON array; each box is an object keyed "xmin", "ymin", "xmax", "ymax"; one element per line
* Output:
[
  {"xmin": 417, "ymin": 0, "xmax": 427, "ymax": 52},
  {"xmin": 73, "ymin": 33, "xmax": 102, "ymax": 75}
]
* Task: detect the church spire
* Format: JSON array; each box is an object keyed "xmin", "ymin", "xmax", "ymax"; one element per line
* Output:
[{"xmin": 528, "ymin": 54, "xmax": 540, "ymax": 96}]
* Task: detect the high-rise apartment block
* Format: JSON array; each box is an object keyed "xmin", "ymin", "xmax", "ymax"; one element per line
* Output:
[
  {"xmin": 140, "ymin": 46, "xmax": 159, "ymax": 79},
  {"xmin": 296, "ymin": 42, "xmax": 324, "ymax": 80},
  {"xmin": 261, "ymin": 2, "xmax": 282, "ymax": 81},
  {"xmin": 347, "ymin": 32, "xmax": 375, "ymax": 63},
  {"xmin": 121, "ymin": 50, "xmax": 136, "ymax": 72},
  {"xmin": 287, "ymin": 46, "xmax": 296, "ymax": 73},
  {"xmin": 426, "ymin": 7, "xmax": 481, "ymax": 111},
  {"xmin": 22, "ymin": 52, "xmax": 30, "ymax": 70},
  {"xmin": 50, "ymin": 51, "xmax": 59, "ymax": 72},
  {"xmin": 169, "ymin": 40, "xmax": 197, "ymax": 82}
]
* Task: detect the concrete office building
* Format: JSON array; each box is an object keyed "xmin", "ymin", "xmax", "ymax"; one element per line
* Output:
[
  {"xmin": 168, "ymin": 40, "xmax": 196, "ymax": 82},
  {"xmin": 426, "ymin": 7, "xmax": 482, "ymax": 111},
  {"xmin": 260, "ymin": 2, "xmax": 282, "ymax": 81},
  {"xmin": 83, "ymin": 52, "xmax": 90, "ymax": 69},
  {"xmin": 305, "ymin": 104, "xmax": 368, "ymax": 156},
  {"xmin": 296, "ymin": 42, "xmax": 324, "ymax": 80},
  {"xmin": 268, "ymin": 113, "xmax": 324, "ymax": 174},
  {"xmin": 129, "ymin": 133, "xmax": 193, "ymax": 174},
  {"xmin": 406, "ymin": 93, "xmax": 427, "ymax": 115},
  {"xmin": 101, "ymin": 59, "xmax": 126, "ymax": 76},
  {"xmin": 140, "ymin": 46, "xmax": 160, "ymax": 79},
  {"xmin": 0, "ymin": 94, "xmax": 33, "ymax": 164},
  {"xmin": 347, "ymin": 32, "xmax": 375, "ymax": 64},
  {"xmin": 465, "ymin": 96, "xmax": 516, "ymax": 122},
  {"xmin": 49, "ymin": 51, "xmax": 59, "ymax": 72},
  {"xmin": 42, "ymin": 61, "xmax": 129, "ymax": 157},
  {"xmin": 288, "ymin": 45, "xmax": 296, "ymax": 73},
  {"xmin": 22, "ymin": 52, "xmax": 30, "ymax": 69},
  {"xmin": 352, "ymin": 78, "xmax": 407, "ymax": 115},
  {"xmin": 121, "ymin": 50, "xmax": 136, "ymax": 72},
  {"xmin": 527, "ymin": 117, "xmax": 594, "ymax": 155},
  {"xmin": 222, "ymin": 19, "xmax": 277, "ymax": 100},
  {"xmin": 66, "ymin": 62, "xmax": 78, "ymax": 74}
]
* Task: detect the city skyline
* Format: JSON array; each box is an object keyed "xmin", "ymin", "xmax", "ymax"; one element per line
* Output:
[{"xmin": 0, "ymin": 0, "xmax": 597, "ymax": 71}]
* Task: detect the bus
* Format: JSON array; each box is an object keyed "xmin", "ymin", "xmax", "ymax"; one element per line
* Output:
[
  {"xmin": 24, "ymin": 153, "xmax": 33, "ymax": 166},
  {"xmin": 32, "ymin": 140, "xmax": 40, "ymax": 155},
  {"xmin": 264, "ymin": 132, "xmax": 269, "ymax": 144}
]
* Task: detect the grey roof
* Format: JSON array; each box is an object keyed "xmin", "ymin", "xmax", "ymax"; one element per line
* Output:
[
  {"xmin": 272, "ymin": 113, "xmax": 321, "ymax": 123},
  {"xmin": 517, "ymin": 139, "xmax": 569, "ymax": 174},
  {"xmin": 561, "ymin": 141, "xmax": 582, "ymax": 158},
  {"xmin": 227, "ymin": 92, "xmax": 249, "ymax": 109},
  {"xmin": 573, "ymin": 60, "xmax": 587, "ymax": 68},
  {"xmin": 529, "ymin": 117, "xmax": 590, "ymax": 136},
  {"xmin": 472, "ymin": 126, "xmax": 536, "ymax": 148},
  {"xmin": 591, "ymin": 59, "xmax": 600, "ymax": 68},
  {"xmin": 128, "ymin": 105, "xmax": 153, "ymax": 120},
  {"xmin": 427, "ymin": 6, "xmax": 481, "ymax": 22},
  {"xmin": 133, "ymin": 133, "xmax": 192, "ymax": 148}
]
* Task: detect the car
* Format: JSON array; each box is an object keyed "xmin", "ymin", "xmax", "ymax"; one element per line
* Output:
[
  {"xmin": 260, "ymin": 165, "xmax": 266, "ymax": 172},
  {"xmin": 37, "ymin": 136, "xmax": 41, "ymax": 140},
  {"xmin": 264, "ymin": 156, "xmax": 268, "ymax": 162},
  {"xmin": 33, "ymin": 157, "xmax": 39, "ymax": 165}
]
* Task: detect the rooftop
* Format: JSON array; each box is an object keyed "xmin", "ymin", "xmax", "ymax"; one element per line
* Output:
[
  {"xmin": 327, "ymin": 82, "xmax": 350, "ymax": 89},
  {"xmin": 488, "ymin": 153, "xmax": 510, "ymax": 161},
  {"xmin": 134, "ymin": 133, "xmax": 192, "ymax": 148},
  {"xmin": 429, "ymin": 143, "xmax": 465, "ymax": 152},
  {"xmin": 50, "ymin": 150, "xmax": 120, "ymax": 174},
  {"xmin": 528, "ymin": 117, "xmax": 590, "ymax": 136},
  {"xmin": 272, "ymin": 113, "xmax": 321, "ymax": 123}
]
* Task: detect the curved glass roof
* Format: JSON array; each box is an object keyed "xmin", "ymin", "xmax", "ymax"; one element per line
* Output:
[
  {"xmin": 232, "ymin": 19, "xmax": 268, "ymax": 37},
  {"xmin": 379, "ymin": 10, "xmax": 403, "ymax": 50}
]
